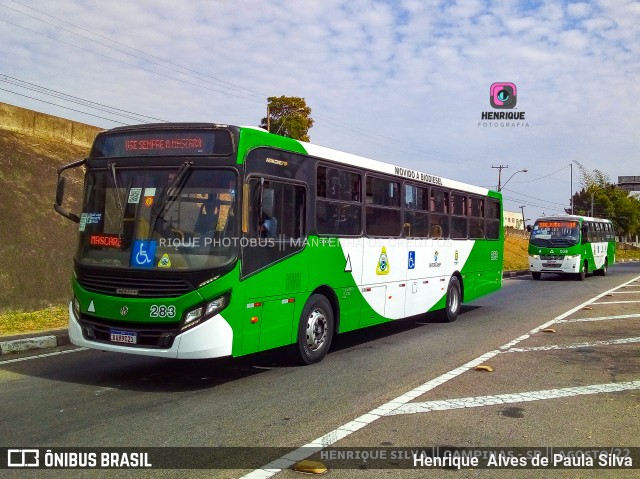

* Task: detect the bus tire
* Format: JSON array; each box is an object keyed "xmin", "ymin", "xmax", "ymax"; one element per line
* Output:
[
  {"xmin": 596, "ymin": 259, "xmax": 608, "ymax": 276},
  {"xmin": 532, "ymin": 272, "xmax": 542, "ymax": 280},
  {"xmin": 296, "ymin": 294, "xmax": 334, "ymax": 365},
  {"xmin": 439, "ymin": 276, "xmax": 462, "ymax": 322},
  {"xmin": 577, "ymin": 261, "xmax": 587, "ymax": 281}
]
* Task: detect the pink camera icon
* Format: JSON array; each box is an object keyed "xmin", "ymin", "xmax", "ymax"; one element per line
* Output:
[{"xmin": 490, "ymin": 82, "xmax": 517, "ymax": 109}]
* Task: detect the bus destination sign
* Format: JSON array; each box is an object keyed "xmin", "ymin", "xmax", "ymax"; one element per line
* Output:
[
  {"xmin": 124, "ymin": 137, "xmax": 204, "ymax": 152},
  {"xmin": 537, "ymin": 221, "xmax": 577, "ymax": 228},
  {"xmin": 91, "ymin": 130, "xmax": 233, "ymax": 158}
]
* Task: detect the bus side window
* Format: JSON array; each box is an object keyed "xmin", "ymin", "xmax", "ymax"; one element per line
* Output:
[
  {"xmin": 317, "ymin": 166, "xmax": 362, "ymax": 236},
  {"xmin": 404, "ymin": 184, "xmax": 429, "ymax": 238},
  {"xmin": 581, "ymin": 223, "xmax": 590, "ymax": 243},
  {"xmin": 430, "ymin": 188, "xmax": 449, "ymax": 238}
]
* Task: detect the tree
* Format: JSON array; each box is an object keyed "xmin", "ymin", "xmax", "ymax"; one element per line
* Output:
[
  {"xmin": 568, "ymin": 160, "xmax": 640, "ymax": 236},
  {"xmin": 260, "ymin": 96, "xmax": 314, "ymax": 141}
]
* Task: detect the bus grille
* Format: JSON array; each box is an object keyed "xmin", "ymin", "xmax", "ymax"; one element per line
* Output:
[
  {"xmin": 80, "ymin": 315, "xmax": 179, "ymax": 349},
  {"xmin": 77, "ymin": 272, "xmax": 194, "ymax": 298}
]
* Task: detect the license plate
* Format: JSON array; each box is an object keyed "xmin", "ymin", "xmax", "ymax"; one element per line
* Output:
[
  {"xmin": 542, "ymin": 262, "xmax": 561, "ymax": 267},
  {"xmin": 110, "ymin": 330, "xmax": 137, "ymax": 344}
]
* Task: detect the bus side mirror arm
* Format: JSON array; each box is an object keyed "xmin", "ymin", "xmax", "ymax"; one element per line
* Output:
[{"xmin": 53, "ymin": 158, "xmax": 86, "ymax": 224}]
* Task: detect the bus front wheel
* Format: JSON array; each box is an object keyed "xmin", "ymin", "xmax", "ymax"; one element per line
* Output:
[
  {"xmin": 439, "ymin": 276, "xmax": 462, "ymax": 323},
  {"xmin": 532, "ymin": 272, "xmax": 542, "ymax": 280},
  {"xmin": 577, "ymin": 261, "xmax": 587, "ymax": 281},
  {"xmin": 296, "ymin": 294, "xmax": 334, "ymax": 365}
]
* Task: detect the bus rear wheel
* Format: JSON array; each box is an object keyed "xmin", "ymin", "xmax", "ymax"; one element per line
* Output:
[
  {"xmin": 296, "ymin": 294, "xmax": 334, "ymax": 365},
  {"xmin": 439, "ymin": 276, "xmax": 462, "ymax": 322},
  {"xmin": 595, "ymin": 259, "xmax": 608, "ymax": 276}
]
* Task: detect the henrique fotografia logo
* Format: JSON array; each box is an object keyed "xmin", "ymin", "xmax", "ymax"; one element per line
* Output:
[
  {"xmin": 479, "ymin": 81, "xmax": 529, "ymax": 128},
  {"xmin": 490, "ymin": 82, "xmax": 517, "ymax": 108}
]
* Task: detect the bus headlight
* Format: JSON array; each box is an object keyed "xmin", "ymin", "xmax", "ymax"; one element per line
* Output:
[
  {"xmin": 73, "ymin": 296, "xmax": 81, "ymax": 319},
  {"xmin": 531, "ymin": 255, "xmax": 540, "ymax": 260},
  {"xmin": 180, "ymin": 293, "xmax": 230, "ymax": 331}
]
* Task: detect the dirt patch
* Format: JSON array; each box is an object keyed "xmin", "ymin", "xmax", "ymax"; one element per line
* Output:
[{"xmin": 0, "ymin": 128, "xmax": 90, "ymax": 311}]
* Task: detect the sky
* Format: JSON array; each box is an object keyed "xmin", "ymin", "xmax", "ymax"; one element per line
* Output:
[{"xmin": 1, "ymin": 0, "xmax": 639, "ymax": 223}]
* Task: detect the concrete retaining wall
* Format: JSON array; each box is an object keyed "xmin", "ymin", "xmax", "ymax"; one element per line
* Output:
[{"xmin": 0, "ymin": 102, "xmax": 101, "ymax": 147}]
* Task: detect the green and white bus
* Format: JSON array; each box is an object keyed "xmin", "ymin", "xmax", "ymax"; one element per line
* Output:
[
  {"xmin": 528, "ymin": 215, "xmax": 616, "ymax": 281},
  {"xmin": 54, "ymin": 123, "xmax": 504, "ymax": 363}
]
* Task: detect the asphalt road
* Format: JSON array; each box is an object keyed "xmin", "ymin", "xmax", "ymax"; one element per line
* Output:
[{"xmin": 1, "ymin": 263, "xmax": 639, "ymax": 478}]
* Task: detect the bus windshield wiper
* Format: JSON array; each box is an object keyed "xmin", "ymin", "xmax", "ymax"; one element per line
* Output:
[
  {"xmin": 148, "ymin": 161, "xmax": 193, "ymax": 238},
  {"xmin": 108, "ymin": 162, "xmax": 126, "ymax": 235}
]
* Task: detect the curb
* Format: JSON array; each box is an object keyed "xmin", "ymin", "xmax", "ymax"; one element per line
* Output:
[{"xmin": 0, "ymin": 329, "xmax": 70, "ymax": 356}]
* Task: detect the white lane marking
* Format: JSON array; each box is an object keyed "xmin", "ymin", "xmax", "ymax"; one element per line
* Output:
[
  {"xmin": 558, "ymin": 313, "xmax": 640, "ymax": 323},
  {"xmin": 505, "ymin": 337, "xmax": 640, "ymax": 353},
  {"xmin": 592, "ymin": 300, "xmax": 640, "ymax": 305},
  {"xmin": 0, "ymin": 347, "xmax": 88, "ymax": 364},
  {"xmin": 607, "ymin": 291, "xmax": 640, "ymax": 294},
  {"xmin": 388, "ymin": 381, "xmax": 640, "ymax": 416},
  {"xmin": 240, "ymin": 275, "xmax": 640, "ymax": 479}
]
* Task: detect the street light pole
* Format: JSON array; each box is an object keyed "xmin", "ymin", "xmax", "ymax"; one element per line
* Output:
[{"xmin": 499, "ymin": 168, "xmax": 528, "ymax": 191}]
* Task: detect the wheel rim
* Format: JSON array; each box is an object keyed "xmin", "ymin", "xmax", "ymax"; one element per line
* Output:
[
  {"xmin": 305, "ymin": 308, "xmax": 328, "ymax": 352},
  {"xmin": 449, "ymin": 287, "xmax": 460, "ymax": 314}
]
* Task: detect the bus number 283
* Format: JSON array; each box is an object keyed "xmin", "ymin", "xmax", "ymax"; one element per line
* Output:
[{"xmin": 150, "ymin": 305, "xmax": 176, "ymax": 318}]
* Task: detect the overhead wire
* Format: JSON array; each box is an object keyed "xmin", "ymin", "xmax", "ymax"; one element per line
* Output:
[
  {"xmin": 0, "ymin": 75, "xmax": 167, "ymax": 123},
  {"xmin": 0, "ymin": 0, "xmax": 265, "ymax": 102},
  {"xmin": 0, "ymin": 87, "xmax": 130, "ymax": 125},
  {"xmin": 0, "ymin": 1, "xmax": 485, "ymax": 167}
]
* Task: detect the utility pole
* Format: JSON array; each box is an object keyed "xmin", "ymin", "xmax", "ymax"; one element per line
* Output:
[
  {"xmin": 492, "ymin": 165, "xmax": 508, "ymax": 191},
  {"xmin": 570, "ymin": 163, "xmax": 573, "ymax": 214},
  {"xmin": 519, "ymin": 205, "xmax": 526, "ymax": 230},
  {"xmin": 266, "ymin": 103, "xmax": 270, "ymax": 132}
]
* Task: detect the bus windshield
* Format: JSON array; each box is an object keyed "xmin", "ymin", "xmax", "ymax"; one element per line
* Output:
[
  {"xmin": 529, "ymin": 220, "xmax": 580, "ymax": 247},
  {"xmin": 76, "ymin": 167, "xmax": 237, "ymax": 271}
]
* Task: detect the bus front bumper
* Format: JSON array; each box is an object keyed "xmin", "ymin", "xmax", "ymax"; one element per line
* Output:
[
  {"xmin": 68, "ymin": 302, "xmax": 233, "ymax": 359},
  {"xmin": 529, "ymin": 255, "xmax": 581, "ymax": 274}
]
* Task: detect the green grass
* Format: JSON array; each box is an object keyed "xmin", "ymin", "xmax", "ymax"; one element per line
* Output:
[
  {"xmin": 504, "ymin": 236, "xmax": 529, "ymax": 271},
  {"xmin": 617, "ymin": 247, "xmax": 640, "ymax": 261},
  {"xmin": 0, "ymin": 306, "xmax": 68, "ymax": 337}
]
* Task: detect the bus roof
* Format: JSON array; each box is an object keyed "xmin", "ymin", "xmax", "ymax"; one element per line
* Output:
[
  {"xmin": 534, "ymin": 214, "xmax": 612, "ymax": 223},
  {"xmin": 240, "ymin": 125, "xmax": 494, "ymax": 197}
]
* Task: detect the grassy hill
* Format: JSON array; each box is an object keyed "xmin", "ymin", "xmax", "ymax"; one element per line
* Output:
[{"xmin": 0, "ymin": 128, "xmax": 89, "ymax": 311}]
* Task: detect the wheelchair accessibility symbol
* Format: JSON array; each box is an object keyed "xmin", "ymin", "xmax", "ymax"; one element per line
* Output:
[
  {"xmin": 408, "ymin": 251, "xmax": 416, "ymax": 270},
  {"xmin": 131, "ymin": 240, "xmax": 157, "ymax": 268}
]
